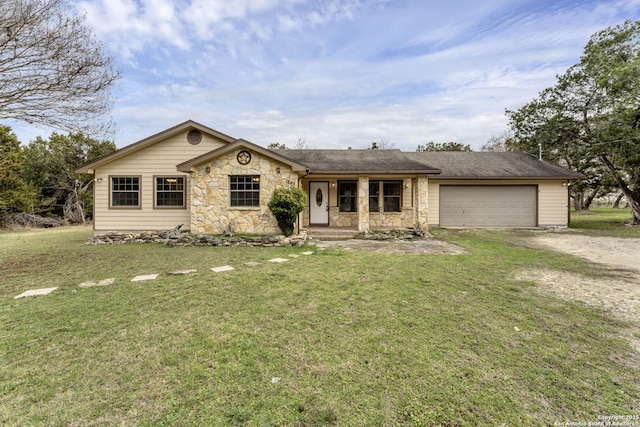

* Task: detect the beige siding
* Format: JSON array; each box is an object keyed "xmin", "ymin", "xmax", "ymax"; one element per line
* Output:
[
  {"xmin": 537, "ymin": 181, "xmax": 569, "ymax": 226},
  {"xmin": 428, "ymin": 179, "xmax": 570, "ymax": 227},
  {"xmin": 93, "ymin": 131, "xmax": 228, "ymax": 233}
]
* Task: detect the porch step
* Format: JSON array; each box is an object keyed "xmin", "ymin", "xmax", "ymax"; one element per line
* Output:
[{"xmin": 304, "ymin": 227, "xmax": 359, "ymax": 241}]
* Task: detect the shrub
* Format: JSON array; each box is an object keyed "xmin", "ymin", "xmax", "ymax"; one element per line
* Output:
[{"xmin": 268, "ymin": 186, "xmax": 307, "ymax": 236}]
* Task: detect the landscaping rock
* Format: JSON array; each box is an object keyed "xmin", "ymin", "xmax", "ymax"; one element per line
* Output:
[
  {"xmin": 14, "ymin": 287, "xmax": 58, "ymax": 299},
  {"xmin": 79, "ymin": 278, "xmax": 115, "ymax": 288},
  {"xmin": 168, "ymin": 270, "xmax": 197, "ymax": 275},
  {"xmin": 211, "ymin": 266, "xmax": 235, "ymax": 273},
  {"xmin": 131, "ymin": 274, "xmax": 159, "ymax": 282},
  {"xmin": 244, "ymin": 262, "xmax": 261, "ymax": 267},
  {"xmin": 86, "ymin": 229, "xmax": 307, "ymax": 248}
]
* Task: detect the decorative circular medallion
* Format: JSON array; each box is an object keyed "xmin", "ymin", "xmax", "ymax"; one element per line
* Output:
[
  {"xmin": 187, "ymin": 129, "xmax": 202, "ymax": 145},
  {"xmin": 237, "ymin": 150, "xmax": 252, "ymax": 165}
]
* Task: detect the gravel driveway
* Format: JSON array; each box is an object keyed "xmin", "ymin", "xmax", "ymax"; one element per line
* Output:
[{"xmin": 518, "ymin": 232, "xmax": 640, "ymax": 351}]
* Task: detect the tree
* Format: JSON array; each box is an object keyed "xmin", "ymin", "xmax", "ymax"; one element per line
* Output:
[
  {"xmin": 0, "ymin": 125, "xmax": 37, "ymax": 215},
  {"xmin": 291, "ymin": 137, "xmax": 308, "ymax": 149},
  {"xmin": 481, "ymin": 131, "xmax": 513, "ymax": 152},
  {"xmin": 23, "ymin": 132, "xmax": 115, "ymax": 222},
  {"xmin": 268, "ymin": 142, "xmax": 287, "ymax": 150},
  {"xmin": 267, "ymin": 186, "xmax": 307, "ymax": 236},
  {"xmin": 367, "ymin": 138, "xmax": 394, "ymax": 149},
  {"xmin": 0, "ymin": 0, "xmax": 120, "ymax": 135},
  {"xmin": 416, "ymin": 141, "xmax": 473, "ymax": 152},
  {"xmin": 507, "ymin": 20, "xmax": 640, "ymax": 223}
]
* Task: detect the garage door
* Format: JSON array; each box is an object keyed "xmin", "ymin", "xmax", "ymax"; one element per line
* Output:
[{"xmin": 439, "ymin": 185, "xmax": 537, "ymax": 227}]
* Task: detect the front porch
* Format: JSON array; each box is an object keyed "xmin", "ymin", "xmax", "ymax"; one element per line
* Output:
[{"xmin": 299, "ymin": 176, "xmax": 430, "ymax": 234}]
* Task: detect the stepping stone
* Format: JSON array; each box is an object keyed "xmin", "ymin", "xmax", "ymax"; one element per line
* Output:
[
  {"xmin": 302, "ymin": 251, "xmax": 314, "ymax": 255},
  {"xmin": 211, "ymin": 266, "xmax": 234, "ymax": 273},
  {"xmin": 79, "ymin": 278, "xmax": 115, "ymax": 288},
  {"xmin": 168, "ymin": 269, "xmax": 197, "ymax": 275},
  {"xmin": 244, "ymin": 262, "xmax": 261, "ymax": 267},
  {"xmin": 268, "ymin": 258, "xmax": 288, "ymax": 263},
  {"xmin": 288, "ymin": 254, "xmax": 300, "ymax": 258},
  {"xmin": 131, "ymin": 274, "xmax": 159, "ymax": 282},
  {"xmin": 14, "ymin": 287, "xmax": 58, "ymax": 299}
]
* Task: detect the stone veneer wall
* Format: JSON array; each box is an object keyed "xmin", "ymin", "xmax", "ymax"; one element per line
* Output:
[
  {"xmin": 368, "ymin": 208, "xmax": 415, "ymax": 228},
  {"xmin": 190, "ymin": 150, "xmax": 299, "ymax": 234}
]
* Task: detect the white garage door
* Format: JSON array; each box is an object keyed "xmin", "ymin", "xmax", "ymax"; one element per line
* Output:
[{"xmin": 440, "ymin": 185, "xmax": 537, "ymax": 227}]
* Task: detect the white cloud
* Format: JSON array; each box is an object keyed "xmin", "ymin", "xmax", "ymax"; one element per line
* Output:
[{"xmin": 9, "ymin": 0, "xmax": 640, "ymax": 152}]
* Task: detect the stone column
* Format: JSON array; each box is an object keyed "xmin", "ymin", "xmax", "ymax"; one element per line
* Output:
[
  {"xmin": 357, "ymin": 176, "xmax": 370, "ymax": 232},
  {"xmin": 415, "ymin": 176, "xmax": 429, "ymax": 233}
]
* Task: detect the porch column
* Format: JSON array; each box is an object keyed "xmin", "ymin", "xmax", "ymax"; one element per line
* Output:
[
  {"xmin": 357, "ymin": 176, "xmax": 370, "ymax": 232},
  {"xmin": 415, "ymin": 176, "xmax": 429, "ymax": 232}
]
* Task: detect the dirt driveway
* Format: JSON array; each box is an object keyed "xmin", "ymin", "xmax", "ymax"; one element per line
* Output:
[{"xmin": 518, "ymin": 232, "xmax": 640, "ymax": 351}]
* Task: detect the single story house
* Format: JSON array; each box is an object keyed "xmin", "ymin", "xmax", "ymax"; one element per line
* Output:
[{"xmin": 76, "ymin": 120, "xmax": 585, "ymax": 236}]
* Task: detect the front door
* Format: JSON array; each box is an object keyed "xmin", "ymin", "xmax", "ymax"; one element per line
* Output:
[{"xmin": 309, "ymin": 182, "xmax": 329, "ymax": 225}]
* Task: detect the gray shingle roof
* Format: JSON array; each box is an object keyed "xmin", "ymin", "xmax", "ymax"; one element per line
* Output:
[
  {"xmin": 279, "ymin": 149, "xmax": 441, "ymax": 174},
  {"xmin": 409, "ymin": 151, "xmax": 586, "ymax": 179},
  {"xmin": 278, "ymin": 149, "xmax": 584, "ymax": 179}
]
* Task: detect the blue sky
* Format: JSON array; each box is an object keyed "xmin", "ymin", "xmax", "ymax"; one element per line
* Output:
[{"xmin": 9, "ymin": 0, "xmax": 640, "ymax": 150}]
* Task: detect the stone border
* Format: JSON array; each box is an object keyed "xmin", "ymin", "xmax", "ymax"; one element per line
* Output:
[{"xmin": 86, "ymin": 230, "xmax": 307, "ymax": 247}]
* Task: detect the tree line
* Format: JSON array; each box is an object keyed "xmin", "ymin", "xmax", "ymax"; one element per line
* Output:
[{"xmin": 0, "ymin": 125, "xmax": 115, "ymax": 224}]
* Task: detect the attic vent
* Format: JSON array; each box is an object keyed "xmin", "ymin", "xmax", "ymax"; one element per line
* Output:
[{"xmin": 187, "ymin": 129, "xmax": 202, "ymax": 145}]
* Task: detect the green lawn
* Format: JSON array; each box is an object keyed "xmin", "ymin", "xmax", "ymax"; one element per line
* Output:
[
  {"xmin": 571, "ymin": 207, "xmax": 640, "ymax": 237},
  {"xmin": 1, "ymin": 220, "xmax": 639, "ymax": 426}
]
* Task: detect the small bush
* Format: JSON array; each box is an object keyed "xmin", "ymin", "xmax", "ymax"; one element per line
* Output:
[{"xmin": 268, "ymin": 186, "xmax": 307, "ymax": 236}]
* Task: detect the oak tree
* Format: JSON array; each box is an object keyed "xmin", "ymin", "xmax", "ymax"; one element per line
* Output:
[{"xmin": 507, "ymin": 20, "xmax": 640, "ymax": 223}]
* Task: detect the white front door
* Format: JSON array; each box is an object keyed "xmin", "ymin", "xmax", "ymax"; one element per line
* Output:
[{"xmin": 309, "ymin": 182, "xmax": 329, "ymax": 225}]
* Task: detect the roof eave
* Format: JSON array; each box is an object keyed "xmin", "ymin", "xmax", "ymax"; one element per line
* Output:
[
  {"xmin": 307, "ymin": 169, "xmax": 442, "ymax": 175},
  {"xmin": 433, "ymin": 175, "xmax": 586, "ymax": 180}
]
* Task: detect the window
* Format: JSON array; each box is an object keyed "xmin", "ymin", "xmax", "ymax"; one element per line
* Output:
[
  {"xmin": 111, "ymin": 177, "xmax": 140, "ymax": 208},
  {"xmin": 369, "ymin": 181, "xmax": 379, "ymax": 212},
  {"xmin": 338, "ymin": 181, "xmax": 357, "ymax": 212},
  {"xmin": 230, "ymin": 175, "xmax": 260, "ymax": 207},
  {"xmin": 155, "ymin": 177, "xmax": 185, "ymax": 208},
  {"xmin": 383, "ymin": 181, "xmax": 402, "ymax": 212},
  {"xmin": 369, "ymin": 180, "xmax": 401, "ymax": 212}
]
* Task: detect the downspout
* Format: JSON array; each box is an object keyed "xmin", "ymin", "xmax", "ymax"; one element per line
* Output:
[
  {"xmin": 297, "ymin": 169, "xmax": 310, "ymax": 234},
  {"xmin": 566, "ymin": 180, "xmax": 571, "ymax": 227}
]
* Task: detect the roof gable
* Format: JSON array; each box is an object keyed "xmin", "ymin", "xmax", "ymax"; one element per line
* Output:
[
  {"xmin": 177, "ymin": 139, "xmax": 309, "ymax": 172},
  {"xmin": 75, "ymin": 120, "xmax": 236, "ymax": 173}
]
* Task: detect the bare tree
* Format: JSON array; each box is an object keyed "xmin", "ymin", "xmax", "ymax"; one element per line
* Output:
[
  {"xmin": 480, "ymin": 131, "xmax": 513, "ymax": 152},
  {"xmin": 291, "ymin": 137, "xmax": 308, "ymax": 149},
  {"xmin": 0, "ymin": 0, "xmax": 120, "ymax": 135}
]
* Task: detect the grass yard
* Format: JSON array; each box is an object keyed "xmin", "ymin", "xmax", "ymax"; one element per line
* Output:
[
  {"xmin": 571, "ymin": 207, "xmax": 640, "ymax": 237},
  {"xmin": 1, "ymin": 220, "xmax": 639, "ymax": 426}
]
